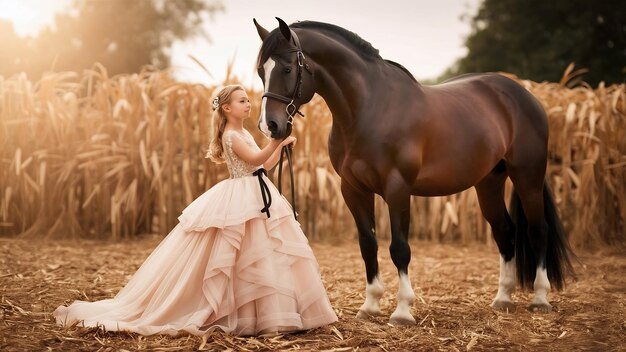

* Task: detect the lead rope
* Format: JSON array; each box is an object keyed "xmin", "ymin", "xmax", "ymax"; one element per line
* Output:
[
  {"xmin": 278, "ymin": 145, "xmax": 297, "ymax": 220},
  {"xmin": 252, "ymin": 168, "xmax": 272, "ymax": 218}
]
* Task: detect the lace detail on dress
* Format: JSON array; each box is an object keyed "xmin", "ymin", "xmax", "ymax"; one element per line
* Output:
[{"xmin": 223, "ymin": 130, "xmax": 261, "ymax": 178}]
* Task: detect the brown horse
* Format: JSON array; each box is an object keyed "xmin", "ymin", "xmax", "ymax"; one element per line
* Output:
[{"xmin": 253, "ymin": 18, "xmax": 574, "ymax": 324}]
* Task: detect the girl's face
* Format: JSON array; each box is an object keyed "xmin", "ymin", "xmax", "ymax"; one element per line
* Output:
[{"xmin": 224, "ymin": 90, "xmax": 251, "ymax": 121}]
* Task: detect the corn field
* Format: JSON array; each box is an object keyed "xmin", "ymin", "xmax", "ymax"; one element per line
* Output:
[{"xmin": 1, "ymin": 65, "xmax": 624, "ymax": 247}]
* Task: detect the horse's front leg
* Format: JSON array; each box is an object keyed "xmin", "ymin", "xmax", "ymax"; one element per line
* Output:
[
  {"xmin": 385, "ymin": 171, "xmax": 416, "ymax": 325},
  {"xmin": 341, "ymin": 180, "xmax": 383, "ymax": 319}
]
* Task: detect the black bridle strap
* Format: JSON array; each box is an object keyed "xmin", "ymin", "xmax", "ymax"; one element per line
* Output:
[
  {"xmin": 262, "ymin": 92, "xmax": 292, "ymax": 104},
  {"xmin": 277, "ymin": 145, "xmax": 297, "ymax": 220},
  {"xmin": 252, "ymin": 168, "xmax": 272, "ymax": 218},
  {"xmin": 261, "ymin": 33, "xmax": 311, "ymax": 123},
  {"xmin": 261, "ymin": 60, "xmax": 306, "ymax": 122}
]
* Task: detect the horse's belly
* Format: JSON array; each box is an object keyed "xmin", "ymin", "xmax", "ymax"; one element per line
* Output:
[
  {"xmin": 411, "ymin": 178, "xmax": 476, "ymax": 197},
  {"xmin": 411, "ymin": 160, "xmax": 495, "ymax": 196}
]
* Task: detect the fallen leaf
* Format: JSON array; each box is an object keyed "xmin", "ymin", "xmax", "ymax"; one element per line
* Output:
[
  {"xmin": 47, "ymin": 264, "xmax": 61, "ymax": 271},
  {"xmin": 331, "ymin": 326, "xmax": 344, "ymax": 340},
  {"xmin": 467, "ymin": 335, "xmax": 478, "ymax": 351},
  {"xmin": 198, "ymin": 335, "xmax": 209, "ymax": 350}
]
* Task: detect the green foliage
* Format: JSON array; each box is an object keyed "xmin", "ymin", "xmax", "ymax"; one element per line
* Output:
[
  {"xmin": 447, "ymin": 0, "xmax": 626, "ymax": 86},
  {"xmin": 0, "ymin": 0, "xmax": 223, "ymax": 79}
]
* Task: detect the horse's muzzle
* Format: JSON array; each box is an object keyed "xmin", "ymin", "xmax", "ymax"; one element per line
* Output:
[
  {"xmin": 267, "ymin": 120, "xmax": 278, "ymax": 135},
  {"xmin": 267, "ymin": 118, "xmax": 292, "ymax": 139}
]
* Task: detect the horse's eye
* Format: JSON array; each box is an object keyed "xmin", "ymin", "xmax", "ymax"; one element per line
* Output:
[{"xmin": 284, "ymin": 67, "xmax": 292, "ymax": 74}]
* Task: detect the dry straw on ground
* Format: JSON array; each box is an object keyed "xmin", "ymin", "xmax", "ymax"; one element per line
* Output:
[
  {"xmin": 1, "ymin": 65, "xmax": 625, "ymax": 247},
  {"xmin": 1, "ymin": 236, "xmax": 624, "ymax": 351}
]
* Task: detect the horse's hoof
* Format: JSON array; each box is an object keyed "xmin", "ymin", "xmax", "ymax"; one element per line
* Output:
[
  {"xmin": 490, "ymin": 300, "xmax": 516, "ymax": 312},
  {"xmin": 356, "ymin": 309, "xmax": 381, "ymax": 320},
  {"xmin": 389, "ymin": 314, "xmax": 416, "ymax": 326},
  {"xmin": 528, "ymin": 303, "xmax": 552, "ymax": 313}
]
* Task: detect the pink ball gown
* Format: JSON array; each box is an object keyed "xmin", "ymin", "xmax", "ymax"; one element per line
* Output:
[{"xmin": 53, "ymin": 129, "xmax": 338, "ymax": 336}]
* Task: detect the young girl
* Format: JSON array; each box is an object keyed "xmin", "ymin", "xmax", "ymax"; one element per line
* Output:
[{"xmin": 53, "ymin": 85, "xmax": 338, "ymax": 336}]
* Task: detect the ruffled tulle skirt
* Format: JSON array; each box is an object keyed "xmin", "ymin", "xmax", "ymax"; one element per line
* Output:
[{"xmin": 53, "ymin": 175, "xmax": 338, "ymax": 336}]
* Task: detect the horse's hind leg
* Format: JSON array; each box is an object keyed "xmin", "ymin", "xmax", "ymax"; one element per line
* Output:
[
  {"xmin": 385, "ymin": 170, "xmax": 416, "ymax": 325},
  {"xmin": 508, "ymin": 164, "xmax": 553, "ymax": 313},
  {"xmin": 475, "ymin": 161, "xmax": 517, "ymax": 312},
  {"xmin": 341, "ymin": 180, "xmax": 384, "ymax": 319}
]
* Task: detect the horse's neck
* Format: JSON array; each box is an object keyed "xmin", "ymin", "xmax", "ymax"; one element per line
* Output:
[
  {"xmin": 300, "ymin": 31, "xmax": 370, "ymax": 111},
  {"xmin": 309, "ymin": 56, "xmax": 372, "ymax": 138},
  {"xmin": 302, "ymin": 30, "xmax": 419, "ymax": 147},
  {"xmin": 316, "ymin": 64, "xmax": 369, "ymax": 109}
]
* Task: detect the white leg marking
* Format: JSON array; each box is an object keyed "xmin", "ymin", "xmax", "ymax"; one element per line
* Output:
[
  {"xmin": 491, "ymin": 255, "xmax": 516, "ymax": 308},
  {"xmin": 390, "ymin": 273, "xmax": 416, "ymax": 324},
  {"xmin": 357, "ymin": 275, "xmax": 384, "ymax": 317},
  {"xmin": 531, "ymin": 266, "xmax": 552, "ymax": 311},
  {"xmin": 258, "ymin": 58, "xmax": 275, "ymax": 137}
]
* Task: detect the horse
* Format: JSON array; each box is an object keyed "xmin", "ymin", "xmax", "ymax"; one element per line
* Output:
[{"xmin": 253, "ymin": 18, "xmax": 574, "ymax": 325}]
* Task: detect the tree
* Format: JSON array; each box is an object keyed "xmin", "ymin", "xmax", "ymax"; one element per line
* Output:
[
  {"xmin": 0, "ymin": 0, "xmax": 223, "ymax": 78},
  {"xmin": 448, "ymin": 0, "xmax": 626, "ymax": 86}
]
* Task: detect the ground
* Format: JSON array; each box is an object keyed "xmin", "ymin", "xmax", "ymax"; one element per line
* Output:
[{"xmin": 0, "ymin": 236, "xmax": 624, "ymax": 351}]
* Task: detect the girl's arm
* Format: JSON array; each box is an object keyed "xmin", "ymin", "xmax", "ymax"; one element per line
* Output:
[
  {"xmin": 263, "ymin": 146, "xmax": 283, "ymax": 170},
  {"xmin": 264, "ymin": 136, "xmax": 296, "ymax": 169},
  {"xmin": 230, "ymin": 134, "xmax": 285, "ymax": 167}
]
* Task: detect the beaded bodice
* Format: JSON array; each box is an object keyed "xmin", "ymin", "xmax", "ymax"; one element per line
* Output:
[{"xmin": 223, "ymin": 130, "xmax": 261, "ymax": 178}]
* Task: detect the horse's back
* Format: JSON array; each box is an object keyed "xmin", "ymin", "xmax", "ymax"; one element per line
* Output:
[
  {"xmin": 435, "ymin": 72, "xmax": 548, "ymax": 137},
  {"xmin": 403, "ymin": 72, "xmax": 549, "ymax": 195}
]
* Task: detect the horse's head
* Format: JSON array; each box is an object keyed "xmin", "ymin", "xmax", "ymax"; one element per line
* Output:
[{"xmin": 254, "ymin": 17, "xmax": 315, "ymax": 139}]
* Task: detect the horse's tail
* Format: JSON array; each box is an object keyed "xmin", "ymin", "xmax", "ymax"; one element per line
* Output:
[{"xmin": 510, "ymin": 182, "xmax": 576, "ymax": 290}]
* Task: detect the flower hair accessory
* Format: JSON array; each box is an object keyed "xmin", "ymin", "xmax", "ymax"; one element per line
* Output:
[{"xmin": 212, "ymin": 96, "xmax": 220, "ymax": 111}]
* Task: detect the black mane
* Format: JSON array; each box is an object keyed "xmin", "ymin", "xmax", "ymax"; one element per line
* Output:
[
  {"xmin": 258, "ymin": 21, "xmax": 416, "ymax": 82},
  {"xmin": 258, "ymin": 21, "xmax": 381, "ymax": 65},
  {"xmin": 291, "ymin": 21, "xmax": 382, "ymax": 59}
]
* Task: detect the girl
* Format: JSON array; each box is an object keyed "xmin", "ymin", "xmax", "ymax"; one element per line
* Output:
[{"xmin": 53, "ymin": 85, "xmax": 338, "ymax": 336}]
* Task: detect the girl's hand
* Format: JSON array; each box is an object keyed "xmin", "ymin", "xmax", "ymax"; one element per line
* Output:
[{"xmin": 281, "ymin": 136, "xmax": 297, "ymax": 147}]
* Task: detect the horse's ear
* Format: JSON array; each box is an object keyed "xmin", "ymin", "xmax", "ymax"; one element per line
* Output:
[
  {"xmin": 253, "ymin": 18, "xmax": 269, "ymax": 41},
  {"xmin": 276, "ymin": 17, "xmax": 291, "ymax": 42}
]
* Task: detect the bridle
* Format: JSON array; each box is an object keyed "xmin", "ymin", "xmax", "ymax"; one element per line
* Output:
[
  {"xmin": 261, "ymin": 30, "xmax": 312, "ymax": 125},
  {"xmin": 259, "ymin": 29, "xmax": 313, "ymax": 222}
]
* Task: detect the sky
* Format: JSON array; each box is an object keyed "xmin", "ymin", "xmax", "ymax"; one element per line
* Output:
[
  {"xmin": 0, "ymin": 0, "xmax": 482, "ymax": 89},
  {"xmin": 0, "ymin": 0, "xmax": 71, "ymax": 34}
]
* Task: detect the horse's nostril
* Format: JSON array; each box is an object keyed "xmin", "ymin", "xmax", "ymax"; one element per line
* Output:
[{"xmin": 267, "ymin": 120, "xmax": 278, "ymax": 132}]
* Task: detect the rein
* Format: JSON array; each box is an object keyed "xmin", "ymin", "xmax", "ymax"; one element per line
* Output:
[
  {"xmin": 277, "ymin": 144, "xmax": 297, "ymax": 220},
  {"xmin": 252, "ymin": 146, "xmax": 297, "ymax": 221},
  {"xmin": 252, "ymin": 168, "xmax": 272, "ymax": 218}
]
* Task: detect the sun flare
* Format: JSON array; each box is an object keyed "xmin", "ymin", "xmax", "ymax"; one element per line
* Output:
[{"xmin": 0, "ymin": 0, "xmax": 71, "ymax": 36}]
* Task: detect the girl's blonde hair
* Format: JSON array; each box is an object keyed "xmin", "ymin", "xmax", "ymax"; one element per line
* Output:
[{"xmin": 206, "ymin": 84, "xmax": 245, "ymax": 163}]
